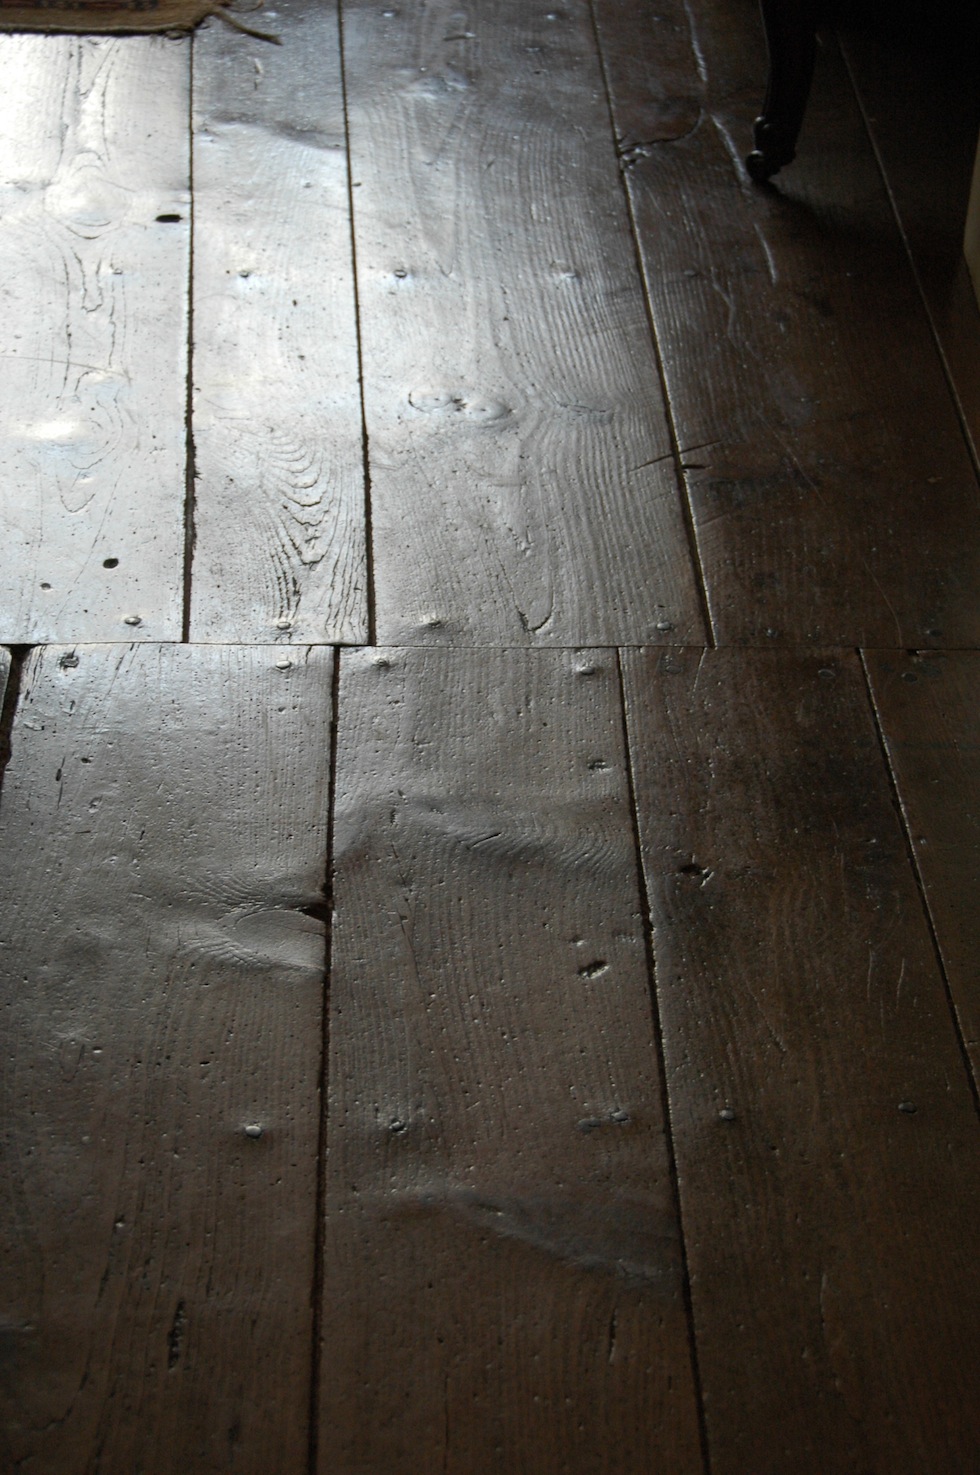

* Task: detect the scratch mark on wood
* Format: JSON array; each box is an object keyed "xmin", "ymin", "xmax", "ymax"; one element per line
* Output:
[{"xmin": 167, "ymin": 1300, "xmax": 187, "ymax": 1370}]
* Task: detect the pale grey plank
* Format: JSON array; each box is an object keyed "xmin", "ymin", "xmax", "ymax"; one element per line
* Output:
[
  {"xmin": 0, "ymin": 36, "xmax": 190, "ymax": 642},
  {"xmin": 343, "ymin": 0, "xmax": 704, "ymax": 646},
  {"xmin": 190, "ymin": 0, "xmax": 367, "ymax": 643}
]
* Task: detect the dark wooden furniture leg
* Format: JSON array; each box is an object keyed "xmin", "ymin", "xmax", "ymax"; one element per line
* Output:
[{"xmin": 746, "ymin": 0, "xmax": 817, "ymax": 181}]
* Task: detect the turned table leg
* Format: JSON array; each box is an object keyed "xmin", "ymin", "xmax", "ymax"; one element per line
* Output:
[{"xmin": 746, "ymin": 0, "xmax": 817, "ymax": 181}]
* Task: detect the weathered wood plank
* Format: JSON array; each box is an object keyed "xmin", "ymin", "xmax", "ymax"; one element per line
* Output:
[
  {"xmin": 343, "ymin": 0, "xmax": 705, "ymax": 646},
  {"xmin": 0, "ymin": 37, "xmax": 190, "ymax": 643},
  {"xmin": 593, "ymin": 0, "xmax": 980, "ymax": 646},
  {"xmin": 190, "ymin": 0, "xmax": 367, "ymax": 643},
  {"xmin": 0, "ymin": 643, "xmax": 333, "ymax": 1473},
  {"xmin": 319, "ymin": 647, "xmax": 704, "ymax": 1474},
  {"xmin": 864, "ymin": 649, "xmax": 980, "ymax": 1084},
  {"xmin": 622, "ymin": 646, "xmax": 980, "ymax": 1473},
  {"xmin": 839, "ymin": 11, "xmax": 980, "ymax": 471}
]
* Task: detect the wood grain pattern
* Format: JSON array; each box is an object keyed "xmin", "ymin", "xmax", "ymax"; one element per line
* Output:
[
  {"xmin": 864, "ymin": 649, "xmax": 980, "ymax": 1084},
  {"xmin": 190, "ymin": 0, "xmax": 367, "ymax": 643},
  {"xmin": 622, "ymin": 646, "xmax": 980, "ymax": 1473},
  {"xmin": 319, "ymin": 648, "xmax": 703, "ymax": 1474},
  {"xmin": 343, "ymin": 0, "xmax": 704, "ymax": 646},
  {"xmin": 0, "ymin": 643, "xmax": 333, "ymax": 1473},
  {"xmin": 593, "ymin": 0, "xmax": 980, "ymax": 646},
  {"xmin": 0, "ymin": 36, "xmax": 190, "ymax": 643}
]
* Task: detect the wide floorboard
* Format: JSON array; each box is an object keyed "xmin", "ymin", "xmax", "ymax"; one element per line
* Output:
[
  {"xmin": 0, "ymin": 644, "xmax": 333, "ymax": 1472},
  {"xmin": 0, "ymin": 36, "xmax": 190, "ymax": 644},
  {"xmin": 623, "ymin": 646, "xmax": 980, "ymax": 1473},
  {"xmin": 320, "ymin": 647, "xmax": 703, "ymax": 1473},
  {"xmin": 190, "ymin": 0, "xmax": 367, "ymax": 644},
  {"xmin": 596, "ymin": 0, "xmax": 980, "ymax": 646},
  {"xmin": 0, "ymin": 0, "xmax": 978, "ymax": 1470}
]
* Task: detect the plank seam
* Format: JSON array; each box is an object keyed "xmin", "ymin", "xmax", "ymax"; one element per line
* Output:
[
  {"xmin": 0, "ymin": 645, "xmax": 31, "ymax": 805},
  {"xmin": 337, "ymin": 0, "xmax": 376, "ymax": 648},
  {"xmin": 587, "ymin": 1, "xmax": 716, "ymax": 647},
  {"xmin": 182, "ymin": 34, "xmax": 197, "ymax": 644},
  {"xmin": 615, "ymin": 647, "xmax": 714, "ymax": 1475},
  {"xmin": 307, "ymin": 647, "xmax": 343, "ymax": 1475},
  {"xmin": 858, "ymin": 649, "xmax": 980, "ymax": 1116},
  {"xmin": 838, "ymin": 31, "xmax": 980, "ymax": 488}
]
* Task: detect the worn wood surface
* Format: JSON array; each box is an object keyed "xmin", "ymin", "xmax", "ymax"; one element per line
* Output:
[
  {"xmin": 2, "ymin": 5, "xmax": 980, "ymax": 1471},
  {"xmin": 0, "ymin": 647, "xmax": 9, "ymax": 725},
  {"xmin": 0, "ymin": 36, "xmax": 189, "ymax": 643},
  {"xmin": 319, "ymin": 647, "xmax": 704, "ymax": 1474},
  {"xmin": 0, "ymin": 643, "xmax": 333, "ymax": 1472},
  {"xmin": 864, "ymin": 649, "xmax": 980, "ymax": 1085},
  {"xmin": 839, "ymin": 12, "xmax": 980, "ymax": 472},
  {"xmin": 593, "ymin": 0, "xmax": 980, "ymax": 646},
  {"xmin": 343, "ymin": 0, "xmax": 705, "ymax": 646},
  {"xmin": 622, "ymin": 646, "xmax": 980, "ymax": 1473},
  {"xmin": 190, "ymin": 0, "xmax": 367, "ymax": 644}
]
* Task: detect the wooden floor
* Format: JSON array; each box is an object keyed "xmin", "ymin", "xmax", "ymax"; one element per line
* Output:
[{"xmin": 1, "ymin": 2, "xmax": 979, "ymax": 1470}]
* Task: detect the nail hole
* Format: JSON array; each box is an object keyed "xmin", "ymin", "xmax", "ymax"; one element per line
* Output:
[
  {"xmin": 156, "ymin": 213, "xmax": 182, "ymax": 223},
  {"xmin": 103, "ymin": 557, "xmax": 119, "ymax": 568}
]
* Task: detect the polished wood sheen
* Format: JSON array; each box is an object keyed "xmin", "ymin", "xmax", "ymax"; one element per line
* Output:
[
  {"xmin": 319, "ymin": 647, "xmax": 703, "ymax": 1474},
  {"xmin": 622, "ymin": 647, "xmax": 980, "ymax": 1473},
  {"xmin": 0, "ymin": 36, "xmax": 190, "ymax": 643},
  {"xmin": 0, "ymin": 644, "xmax": 333, "ymax": 1472},
  {"xmin": 190, "ymin": 0, "xmax": 367, "ymax": 643}
]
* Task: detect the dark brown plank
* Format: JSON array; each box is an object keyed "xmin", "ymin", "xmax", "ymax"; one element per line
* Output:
[
  {"xmin": 319, "ymin": 648, "xmax": 704, "ymax": 1474},
  {"xmin": 622, "ymin": 646, "xmax": 980, "ymax": 1473},
  {"xmin": 839, "ymin": 12, "xmax": 980, "ymax": 472},
  {"xmin": 864, "ymin": 649, "xmax": 980, "ymax": 1083},
  {"xmin": 0, "ymin": 643, "xmax": 333, "ymax": 1473},
  {"xmin": 190, "ymin": 0, "xmax": 367, "ymax": 644},
  {"xmin": 594, "ymin": 0, "xmax": 980, "ymax": 646},
  {"xmin": 343, "ymin": 0, "xmax": 705, "ymax": 646},
  {"xmin": 0, "ymin": 36, "xmax": 190, "ymax": 643}
]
